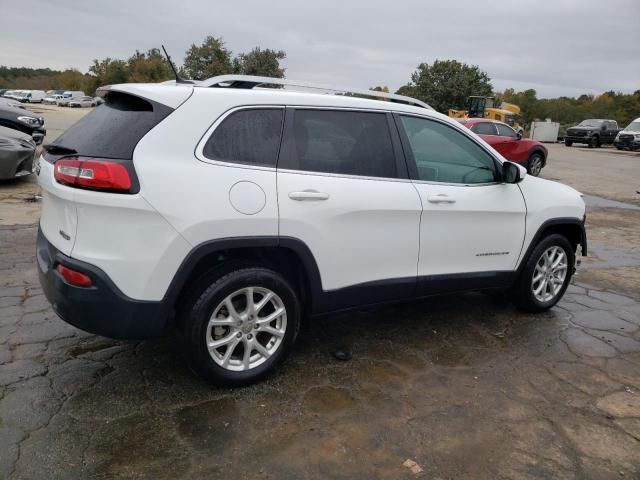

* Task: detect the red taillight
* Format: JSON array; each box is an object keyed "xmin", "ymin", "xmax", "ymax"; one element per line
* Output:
[
  {"xmin": 55, "ymin": 264, "xmax": 93, "ymax": 288},
  {"xmin": 54, "ymin": 157, "xmax": 131, "ymax": 192}
]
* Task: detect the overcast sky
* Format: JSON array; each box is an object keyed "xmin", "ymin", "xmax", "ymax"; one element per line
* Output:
[{"xmin": 2, "ymin": 0, "xmax": 639, "ymax": 98}]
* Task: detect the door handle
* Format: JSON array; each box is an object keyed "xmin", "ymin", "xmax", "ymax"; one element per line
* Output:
[
  {"xmin": 288, "ymin": 190, "xmax": 330, "ymax": 201},
  {"xmin": 427, "ymin": 194, "xmax": 456, "ymax": 204}
]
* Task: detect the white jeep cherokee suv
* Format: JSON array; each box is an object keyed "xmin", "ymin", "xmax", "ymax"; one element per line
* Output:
[{"xmin": 36, "ymin": 76, "xmax": 587, "ymax": 385}]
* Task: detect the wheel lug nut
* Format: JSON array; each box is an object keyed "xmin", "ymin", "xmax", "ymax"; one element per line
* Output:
[
  {"xmin": 247, "ymin": 334, "xmax": 253, "ymax": 340},
  {"xmin": 236, "ymin": 332, "xmax": 242, "ymax": 338},
  {"xmin": 254, "ymin": 324, "xmax": 259, "ymax": 330}
]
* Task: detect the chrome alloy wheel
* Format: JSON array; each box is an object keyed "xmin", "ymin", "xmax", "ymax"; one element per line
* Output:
[
  {"xmin": 528, "ymin": 155, "xmax": 543, "ymax": 176},
  {"xmin": 531, "ymin": 246, "xmax": 568, "ymax": 303},
  {"xmin": 206, "ymin": 287, "xmax": 287, "ymax": 371}
]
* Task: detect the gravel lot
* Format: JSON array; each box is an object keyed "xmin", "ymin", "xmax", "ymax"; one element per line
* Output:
[{"xmin": 0, "ymin": 108, "xmax": 639, "ymax": 479}]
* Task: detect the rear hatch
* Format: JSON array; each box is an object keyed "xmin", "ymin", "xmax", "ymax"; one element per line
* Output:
[{"xmin": 37, "ymin": 89, "xmax": 178, "ymax": 255}]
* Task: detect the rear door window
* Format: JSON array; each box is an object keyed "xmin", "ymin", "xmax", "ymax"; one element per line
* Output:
[
  {"xmin": 281, "ymin": 109, "xmax": 397, "ymax": 178},
  {"xmin": 203, "ymin": 108, "xmax": 284, "ymax": 167},
  {"xmin": 46, "ymin": 91, "xmax": 173, "ymax": 161}
]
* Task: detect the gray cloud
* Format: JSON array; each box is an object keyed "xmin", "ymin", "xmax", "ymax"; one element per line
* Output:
[{"xmin": 1, "ymin": 0, "xmax": 638, "ymax": 97}]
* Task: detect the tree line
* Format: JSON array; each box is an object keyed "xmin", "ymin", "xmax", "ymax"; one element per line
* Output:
[
  {"xmin": 1, "ymin": 44, "xmax": 638, "ymax": 126},
  {"xmin": 0, "ymin": 36, "xmax": 286, "ymax": 96}
]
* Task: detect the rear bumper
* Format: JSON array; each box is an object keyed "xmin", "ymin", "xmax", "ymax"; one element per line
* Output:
[{"xmin": 37, "ymin": 227, "xmax": 170, "ymax": 339}]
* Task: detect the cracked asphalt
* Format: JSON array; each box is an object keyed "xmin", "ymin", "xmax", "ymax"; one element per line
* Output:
[{"xmin": 1, "ymin": 127, "xmax": 639, "ymax": 478}]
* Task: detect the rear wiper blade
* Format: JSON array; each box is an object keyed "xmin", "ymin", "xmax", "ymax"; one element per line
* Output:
[{"xmin": 43, "ymin": 144, "xmax": 77, "ymax": 155}]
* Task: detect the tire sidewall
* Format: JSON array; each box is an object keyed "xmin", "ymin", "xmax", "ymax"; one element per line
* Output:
[
  {"xmin": 182, "ymin": 268, "xmax": 300, "ymax": 386},
  {"xmin": 528, "ymin": 154, "xmax": 543, "ymax": 176},
  {"xmin": 519, "ymin": 234, "xmax": 574, "ymax": 311}
]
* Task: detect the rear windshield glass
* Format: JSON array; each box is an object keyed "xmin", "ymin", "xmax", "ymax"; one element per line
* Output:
[{"xmin": 46, "ymin": 91, "xmax": 173, "ymax": 161}]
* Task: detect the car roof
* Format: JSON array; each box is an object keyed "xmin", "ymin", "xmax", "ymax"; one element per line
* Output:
[{"xmin": 110, "ymin": 82, "xmax": 454, "ymax": 124}]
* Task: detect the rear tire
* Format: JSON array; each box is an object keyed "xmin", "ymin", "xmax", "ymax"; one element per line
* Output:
[
  {"xmin": 512, "ymin": 234, "xmax": 574, "ymax": 313},
  {"xmin": 177, "ymin": 267, "xmax": 301, "ymax": 386}
]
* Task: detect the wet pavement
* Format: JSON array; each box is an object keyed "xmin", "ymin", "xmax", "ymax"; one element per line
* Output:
[
  {"xmin": 1, "ymin": 129, "xmax": 640, "ymax": 478},
  {"xmin": 1, "ymin": 208, "xmax": 639, "ymax": 479}
]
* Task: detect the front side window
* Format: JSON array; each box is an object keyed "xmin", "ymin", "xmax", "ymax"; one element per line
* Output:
[
  {"xmin": 203, "ymin": 108, "xmax": 284, "ymax": 167},
  {"xmin": 496, "ymin": 123, "xmax": 517, "ymax": 138},
  {"xmin": 470, "ymin": 122, "xmax": 497, "ymax": 135},
  {"xmin": 400, "ymin": 115, "xmax": 498, "ymax": 184},
  {"xmin": 285, "ymin": 109, "xmax": 397, "ymax": 178}
]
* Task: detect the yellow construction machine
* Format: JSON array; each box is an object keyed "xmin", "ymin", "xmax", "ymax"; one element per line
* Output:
[{"xmin": 448, "ymin": 96, "xmax": 522, "ymax": 131}]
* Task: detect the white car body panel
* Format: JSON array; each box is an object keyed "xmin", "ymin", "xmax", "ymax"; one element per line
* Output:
[
  {"xmin": 414, "ymin": 182, "xmax": 526, "ymax": 275},
  {"xmin": 278, "ymin": 171, "xmax": 422, "ymax": 290},
  {"xmin": 515, "ymin": 176, "xmax": 586, "ymax": 268},
  {"xmin": 38, "ymin": 158, "xmax": 77, "ymax": 255},
  {"xmin": 70, "ymin": 188, "xmax": 192, "ymax": 300}
]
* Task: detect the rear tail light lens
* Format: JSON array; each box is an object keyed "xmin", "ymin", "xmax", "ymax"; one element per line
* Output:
[
  {"xmin": 55, "ymin": 264, "xmax": 93, "ymax": 288},
  {"xmin": 54, "ymin": 157, "xmax": 131, "ymax": 192}
]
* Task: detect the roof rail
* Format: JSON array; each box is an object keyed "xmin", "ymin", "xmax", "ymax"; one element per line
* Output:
[{"xmin": 196, "ymin": 75, "xmax": 432, "ymax": 110}]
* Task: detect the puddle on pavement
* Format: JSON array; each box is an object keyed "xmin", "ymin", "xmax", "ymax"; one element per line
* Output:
[
  {"xmin": 175, "ymin": 397, "xmax": 239, "ymax": 448},
  {"xmin": 302, "ymin": 386, "xmax": 356, "ymax": 413}
]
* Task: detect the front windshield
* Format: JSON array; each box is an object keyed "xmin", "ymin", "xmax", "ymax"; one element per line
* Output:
[
  {"xmin": 578, "ymin": 120, "xmax": 603, "ymax": 127},
  {"xmin": 624, "ymin": 121, "xmax": 640, "ymax": 132}
]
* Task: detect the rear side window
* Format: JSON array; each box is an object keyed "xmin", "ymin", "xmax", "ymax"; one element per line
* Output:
[
  {"xmin": 47, "ymin": 91, "xmax": 173, "ymax": 161},
  {"xmin": 283, "ymin": 109, "xmax": 396, "ymax": 178},
  {"xmin": 203, "ymin": 108, "xmax": 284, "ymax": 167},
  {"xmin": 470, "ymin": 122, "xmax": 497, "ymax": 135}
]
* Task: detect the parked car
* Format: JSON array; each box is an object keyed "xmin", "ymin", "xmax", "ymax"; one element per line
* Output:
[
  {"xmin": 0, "ymin": 98, "xmax": 26, "ymax": 110},
  {"xmin": 37, "ymin": 76, "xmax": 586, "ymax": 386},
  {"xmin": 68, "ymin": 96, "xmax": 96, "ymax": 108},
  {"xmin": 0, "ymin": 102, "xmax": 46, "ymax": 144},
  {"xmin": 56, "ymin": 91, "xmax": 86, "ymax": 107},
  {"xmin": 614, "ymin": 117, "xmax": 640, "ymax": 151},
  {"xmin": 43, "ymin": 94, "xmax": 64, "ymax": 105},
  {"xmin": 564, "ymin": 119, "xmax": 620, "ymax": 148},
  {"xmin": 2, "ymin": 90, "xmax": 22, "ymax": 100},
  {"xmin": 17, "ymin": 90, "xmax": 46, "ymax": 103},
  {"xmin": 459, "ymin": 118, "xmax": 548, "ymax": 176},
  {"xmin": 0, "ymin": 125, "xmax": 36, "ymax": 179}
]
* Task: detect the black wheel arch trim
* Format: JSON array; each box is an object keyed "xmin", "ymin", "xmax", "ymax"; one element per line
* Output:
[
  {"xmin": 163, "ymin": 236, "xmax": 326, "ymax": 313},
  {"xmin": 516, "ymin": 217, "xmax": 587, "ymax": 276}
]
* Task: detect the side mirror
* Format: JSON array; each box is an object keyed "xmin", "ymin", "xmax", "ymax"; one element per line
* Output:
[
  {"xmin": 601, "ymin": 124, "xmax": 607, "ymax": 131},
  {"xmin": 516, "ymin": 132, "xmax": 522, "ymax": 140},
  {"xmin": 502, "ymin": 161, "xmax": 526, "ymax": 184}
]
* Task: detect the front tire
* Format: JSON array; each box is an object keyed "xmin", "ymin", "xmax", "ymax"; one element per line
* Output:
[
  {"xmin": 178, "ymin": 267, "xmax": 301, "ymax": 386},
  {"xmin": 527, "ymin": 153, "xmax": 544, "ymax": 176},
  {"xmin": 564, "ymin": 140, "xmax": 572, "ymax": 147},
  {"xmin": 588, "ymin": 136, "xmax": 599, "ymax": 148},
  {"xmin": 513, "ymin": 234, "xmax": 574, "ymax": 312}
]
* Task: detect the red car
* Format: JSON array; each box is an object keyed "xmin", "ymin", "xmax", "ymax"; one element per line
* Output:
[{"xmin": 460, "ymin": 119, "xmax": 547, "ymax": 176}]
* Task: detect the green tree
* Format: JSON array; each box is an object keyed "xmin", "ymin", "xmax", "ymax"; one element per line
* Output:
[
  {"xmin": 55, "ymin": 69, "xmax": 88, "ymax": 91},
  {"xmin": 86, "ymin": 58, "xmax": 129, "ymax": 94},
  {"xmin": 128, "ymin": 48, "xmax": 173, "ymax": 83},
  {"xmin": 397, "ymin": 59, "xmax": 493, "ymax": 113},
  {"xmin": 232, "ymin": 47, "xmax": 286, "ymax": 77},
  {"xmin": 183, "ymin": 36, "xmax": 233, "ymax": 80}
]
